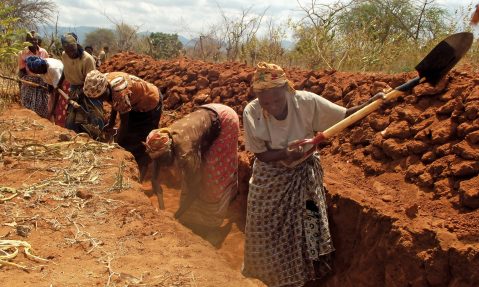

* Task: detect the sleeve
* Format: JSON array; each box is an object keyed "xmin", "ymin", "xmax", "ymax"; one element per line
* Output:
[
  {"xmin": 311, "ymin": 92, "xmax": 347, "ymax": 132},
  {"xmin": 83, "ymin": 54, "xmax": 96, "ymax": 77},
  {"xmin": 50, "ymin": 67, "xmax": 62, "ymax": 88},
  {"xmin": 18, "ymin": 51, "xmax": 25, "ymax": 70},
  {"xmin": 243, "ymin": 106, "xmax": 268, "ymax": 153}
]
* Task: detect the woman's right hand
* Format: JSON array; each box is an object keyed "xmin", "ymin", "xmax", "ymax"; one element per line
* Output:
[{"xmin": 284, "ymin": 145, "xmax": 305, "ymax": 164}]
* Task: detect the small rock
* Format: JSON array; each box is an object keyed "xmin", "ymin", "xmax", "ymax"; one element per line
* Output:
[
  {"xmin": 59, "ymin": 133, "xmax": 72, "ymax": 142},
  {"xmin": 381, "ymin": 195, "xmax": 393, "ymax": 202},
  {"xmin": 421, "ymin": 151, "xmax": 436, "ymax": 164},
  {"xmin": 76, "ymin": 189, "xmax": 93, "ymax": 200},
  {"xmin": 466, "ymin": 130, "xmax": 479, "ymax": 144},
  {"xmin": 405, "ymin": 204, "xmax": 419, "ymax": 219},
  {"xmin": 459, "ymin": 176, "xmax": 479, "ymax": 209},
  {"xmin": 383, "ymin": 121, "xmax": 411, "ymax": 139},
  {"xmin": 16, "ymin": 225, "xmax": 31, "ymax": 237},
  {"xmin": 406, "ymin": 141, "xmax": 429, "ymax": 155},
  {"xmin": 381, "ymin": 138, "xmax": 408, "ymax": 159}
]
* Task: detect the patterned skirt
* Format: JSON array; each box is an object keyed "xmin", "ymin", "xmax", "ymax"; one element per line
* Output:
[
  {"xmin": 20, "ymin": 75, "xmax": 50, "ymax": 119},
  {"xmin": 53, "ymin": 81, "xmax": 70, "ymax": 127},
  {"xmin": 243, "ymin": 154, "xmax": 334, "ymax": 287}
]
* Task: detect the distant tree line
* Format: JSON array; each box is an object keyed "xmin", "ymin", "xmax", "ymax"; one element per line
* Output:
[{"xmin": 1, "ymin": 0, "xmax": 477, "ymax": 73}]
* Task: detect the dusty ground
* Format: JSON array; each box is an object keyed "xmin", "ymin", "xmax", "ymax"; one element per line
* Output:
[
  {"xmin": 1, "ymin": 53, "xmax": 479, "ymax": 286},
  {"xmin": 0, "ymin": 107, "xmax": 262, "ymax": 287}
]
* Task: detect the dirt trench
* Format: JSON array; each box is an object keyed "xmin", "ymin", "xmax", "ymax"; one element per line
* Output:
[
  {"xmin": 0, "ymin": 53, "xmax": 478, "ymax": 286},
  {"xmin": 101, "ymin": 52, "xmax": 479, "ymax": 286}
]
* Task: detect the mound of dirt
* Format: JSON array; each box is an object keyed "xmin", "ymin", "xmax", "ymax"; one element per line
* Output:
[
  {"xmin": 101, "ymin": 52, "xmax": 479, "ymax": 286},
  {"xmin": 102, "ymin": 53, "xmax": 479, "ymax": 210}
]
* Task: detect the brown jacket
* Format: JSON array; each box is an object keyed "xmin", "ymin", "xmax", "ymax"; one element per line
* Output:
[{"xmin": 106, "ymin": 71, "xmax": 160, "ymax": 113}]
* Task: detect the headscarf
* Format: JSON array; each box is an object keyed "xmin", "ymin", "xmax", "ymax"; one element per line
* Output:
[
  {"xmin": 61, "ymin": 32, "xmax": 78, "ymax": 46},
  {"xmin": 252, "ymin": 62, "xmax": 295, "ymax": 94},
  {"xmin": 145, "ymin": 128, "xmax": 173, "ymax": 159},
  {"xmin": 110, "ymin": 75, "xmax": 132, "ymax": 114},
  {"xmin": 25, "ymin": 31, "xmax": 39, "ymax": 42},
  {"xmin": 83, "ymin": 70, "xmax": 109, "ymax": 99},
  {"xmin": 26, "ymin": 56, "xmax": 48, "ymax": 74},
  {"xmin": 61, "ymin": 32, "xmax": 84, "ymax": 57}
]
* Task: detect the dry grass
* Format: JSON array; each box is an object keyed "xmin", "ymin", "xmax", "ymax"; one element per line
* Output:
[{"xmin": 0, "ymin": 64, "xmax": 20, "ymax": 112}]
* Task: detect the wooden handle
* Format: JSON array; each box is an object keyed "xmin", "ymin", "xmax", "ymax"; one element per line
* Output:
[
  {"xmin": 57, "ymin": 88, "xmax": 81, "ymax": 109},
  {"xmin": 323, "ymin": 89, "xmax": 403, "ymax": 139},
  {"xmin": 0, "ymin": 74, "xmax": 46, "ymax": 89},
  {"xmin": 323, "ymin": 76, "xmax": 424, "ymax": 139}
]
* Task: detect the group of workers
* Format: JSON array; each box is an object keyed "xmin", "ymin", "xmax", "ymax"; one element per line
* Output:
[
  {"xmin": 13, "ymin": 7, "xmax": 479, "ymax": 287},
  {"xmin": 19, "ymin": 31, "xmax": 381, "ymax": 287}
]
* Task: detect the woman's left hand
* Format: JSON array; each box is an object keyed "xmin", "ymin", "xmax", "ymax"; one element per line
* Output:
[{"xmin": 367, "ymin": 92, "xmax": 386, "ymax": 104}]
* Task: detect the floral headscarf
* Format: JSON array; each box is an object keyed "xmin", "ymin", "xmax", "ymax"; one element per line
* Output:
[
  {"xmin": 110, "ymin": 76, "xmax": 132, "ymax": 114},
  {"xmin": 252, "ymin": 62, "xmax": 295, "ymax": 94},
  {"xmin": 145, "ymin": 128, "xmax": 172, "ymax": 159}
]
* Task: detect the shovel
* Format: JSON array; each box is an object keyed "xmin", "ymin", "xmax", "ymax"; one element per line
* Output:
[
  {"xmin": 286, "ymin": 32, "xmax": 473, "ymax": 166},
  {"xmin": 0, "ymin": 74, "xmax": 48, "ymax": 89}
]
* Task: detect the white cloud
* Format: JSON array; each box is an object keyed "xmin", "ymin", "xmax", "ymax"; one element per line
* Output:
[
  {"xmin": 51, "ymin": 0, "xmax": 471, "ymax": 39},
  {"xmin": 52, "ymin": 0, "xmax": 301, "ymax": 37}
]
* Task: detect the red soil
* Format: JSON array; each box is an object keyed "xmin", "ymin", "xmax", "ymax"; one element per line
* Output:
[{"xmin": 1, "ymin": 52, "xmax": 478, "ymax": 286}]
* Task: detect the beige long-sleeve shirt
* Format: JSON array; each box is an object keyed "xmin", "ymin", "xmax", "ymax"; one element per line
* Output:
[{"xmin": 61, "ymin": 51, "xmax": 95, "ymax": 86}]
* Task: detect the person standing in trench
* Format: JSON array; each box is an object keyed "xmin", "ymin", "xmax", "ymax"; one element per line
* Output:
[
  {"xmin": 241, "ymin": 62, "xmax": 383, "ymax": 287},
  {"xmin": 145, "ymin": 103, "xmax": 239, "ymax": 240}
]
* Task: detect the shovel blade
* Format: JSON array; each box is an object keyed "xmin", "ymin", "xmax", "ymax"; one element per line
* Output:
[{"xmin": 415, "ymin": 32, "xmax": 473, "ymax": 86}]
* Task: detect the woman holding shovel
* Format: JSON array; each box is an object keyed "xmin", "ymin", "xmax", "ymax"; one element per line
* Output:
[{"xmin": 242, "ymin": 62, "xmax": 382, "ymax": 287}]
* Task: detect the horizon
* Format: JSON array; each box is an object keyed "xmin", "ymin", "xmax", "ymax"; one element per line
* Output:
[{"xmin": 47, "ymin": 0, "xmax": 473, "ymax": 42}]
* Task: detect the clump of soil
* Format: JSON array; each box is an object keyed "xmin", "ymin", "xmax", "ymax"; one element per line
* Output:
[
  {"xmin": 101, "ymin": 53, "xmax": 479, "ymax": 286},
  {"xmin": 102, "ymin": 53, "xmax": 479, "ymax": 210}
]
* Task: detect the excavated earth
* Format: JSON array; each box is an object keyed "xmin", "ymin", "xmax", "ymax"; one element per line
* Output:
[
  {"xmin": 102, "ymin": 53, "xmax": 479, "ymax": 286},
  {"xmin": 0, "ymin": 52, "xmax": 478, "ymax": 286}
]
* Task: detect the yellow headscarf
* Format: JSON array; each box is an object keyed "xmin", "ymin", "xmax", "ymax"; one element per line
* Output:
[{"xmin": 252, "ymin": 62, "xmax": 295, "ymax": 94}]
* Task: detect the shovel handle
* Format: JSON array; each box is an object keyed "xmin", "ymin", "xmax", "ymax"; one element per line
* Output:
[
  {"xmin": 323, "ymin": 76, "xmax": 422, "ymax": 139},
  {"xmin": 57, "ymin": 88, "xmax": 81, "ymax": 109},
  {"xmin": 0, "ymin": 74, "xmax": 47, "ymax": 89}
]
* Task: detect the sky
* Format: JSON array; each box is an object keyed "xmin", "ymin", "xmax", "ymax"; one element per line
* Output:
[{"xmin": 50, "ymin": 0, "xmax": 474, "ymax": 39}]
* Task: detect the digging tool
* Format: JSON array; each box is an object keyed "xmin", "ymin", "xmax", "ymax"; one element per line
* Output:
[
  {"xmin": 56, "ymin": 87, "xmax": 81, "ymax": 109},
  {"xmin": 151, "ymin": 159, "xmax": 166, "ymax": 210},
  {"xmin": 0, "ymin": 74, "xmax": 83, "ymax": 109},
  {"xmin": 286, "ymin": 32, "xmax": 473, "ymax": 167},
  {"xmin": 0, "ymin": 74, "xmax": 47, "ymax": 89}
]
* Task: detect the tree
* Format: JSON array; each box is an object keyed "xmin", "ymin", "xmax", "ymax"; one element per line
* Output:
[
  {"xmin": 191, "ymin": 34, "xmax": 222, "ymax": 62},
  {"xmin": 0, "ymin": 2, "xmax": 28, "ymax": 106},
  {"xmin": 290, "ymin": 0, "xmax": 452, "ymax": 71},
  {"xmin": 216, "ymin": 5, "xmax": 268, "ymax": 61},
  {"xmin": 338, "ymin": 0, "xmax": 448, "ymax": 43},
  {"xmin": 148, "ymin": 32, "xmax": 183, "ymax": 59},
  {"xmin": 0, "ymin": 3, "xmax": 27, "ymax": 69},
  {"xmin": 244, "ymin": 19, "xmax": 286, "ymax": 66},
  {"xmin": 102, "ymin": 12, "xmax": 140, "ymax": 52},
  {"xmin": 3, "ymin": 0, "xmax": 56, "ymax": 30},
  {"xmin": 114, "ymin": 22, "xmax": 139, "ymax": 52},
  {"xmin": 84, "ymin": 28, "xmax": 116, "ymax": 52},
  {"xmin": 291, "ymin": 0, "xmax": 353, "ymax": 69}
]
